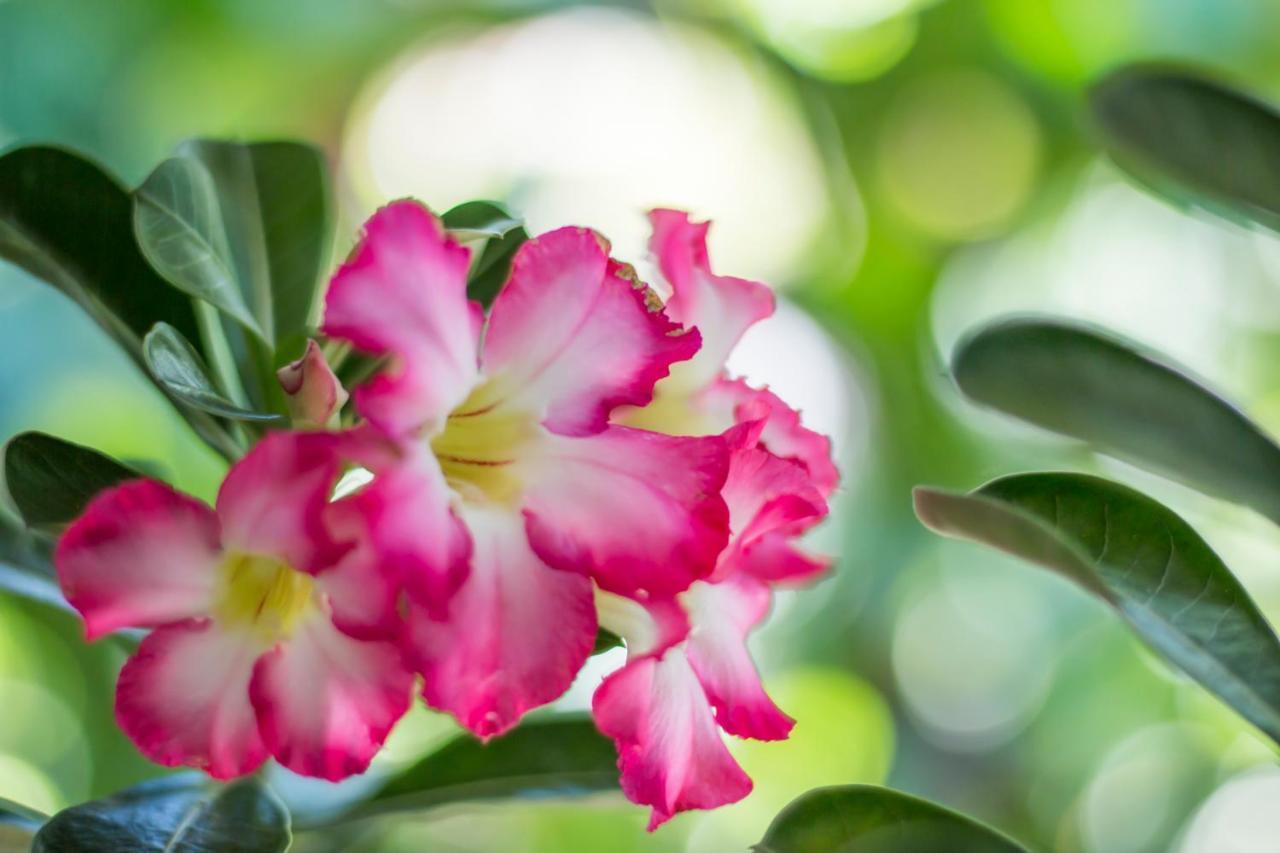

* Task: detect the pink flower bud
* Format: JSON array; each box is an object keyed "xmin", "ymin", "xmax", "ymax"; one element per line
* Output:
[{"xmin": 277, "ymin": 340, "xmax": 348, "ymax": 428}]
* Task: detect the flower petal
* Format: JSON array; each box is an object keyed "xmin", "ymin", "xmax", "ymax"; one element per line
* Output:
[
  {"xmin": 717, "ymin": 442, "xmax": 827, "ymax": 580},
  {"xmin": 735, "ymin": 534, "xmax": 831, "ymax": 585},
  {"xmin": 323, "ymin": 201, "xmax": 481, "ymax": 436},
  {"xmin": 406, "ymin": 506, "xmax": 596, "ymax": 739},
  {"xmin": 593, "ymin": 651, "xmax": 752, "ymax": 829},
  {"xmin": 315, "ymin": 498, "xmax": 404, "ymax": 640},
  {"xmin": 522, "ymin": 427, "xmax": 729, "ymax": 597},
  {"xmin": 55, "ymin": 480, "xmax": 220, "ymax": 640},
  {"xmin": 215, "ymin": 432, "xmax": 344, "ymax": 573},
  {"xmin": 648, "ymin": 210, "xmax": 773, "ymax": 389},
  {"xmin": 684, "ymin": 577, "xmax": 793, "ymax": 741},
  {"xmin": 348, "ymin": 441, "xmax": 471, "ymax": 616},
  {"xmin": 482, "ymin": 227, "xmax": 699, "ymax": 436},
  {"xmin": 115, "ymin": 619, "xmax": 266, "ymax": 779},
  {"xmin": 250, "ymin": 613, "xmax": 413, "ymax": 781},
  {"xmin": 710, "ymin": 378, "xmax": 839, "ymax": 499}
]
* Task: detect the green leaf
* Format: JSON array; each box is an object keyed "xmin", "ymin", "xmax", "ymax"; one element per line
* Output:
[
  {"xmin": 756, "ymin": 785, "xmax": 1028, "ymax": 853},
  {"xmin": 593, "ymin": 629, "xmax": 623, "ymax": 654},
  {"xmin": 32, "ymin": 776, "xmax": 290, "ymax": 853},
  {"xmin": 439, "ymin": 199, "xmax": 526, "ymax": 308},
  {"xmin": 143, "ymin": 322, "xmax": 282, "ymax": 423},
  {"xmin": 177, "ymin": 139, "xmax": 332, "ymax": 359},
  {"xmin": 914, "ymin": 472, "xmax": 1280, "ymax": 747},
  {"xmin": 442, "ymin": 200, "xmax": 523, "ymax": 242},
  {"xmin": 350, "ymin": 715, "xmax": 618, "ymax": 819},
  {"xmin": 467, "ymin": 224, "xmax": 527, "ymax": 309},
  {"xmin": 134, "ymin": 157, "xmax": 263, "ymax": 337},
  {"xmin": 0, "ymin": 515, "xmax": 69, "ymax": 613},
  {"xmin": 0, "ymin": 145, "xmax": 204, "ymax": 359},
  {"xmin": 0, "ymin": 796, "xmax": 44, "ymax": 853},
  {"xmin": 1090, "ymin": 65, "xmax": 1280, "ymax": 232},
  {"xmin": 952, "ymin": 319, "xmax": 1280, "ymax": 525},
  {"xmin": 4, "ymin": 432, "xmax": 140, "ymax": 527}
]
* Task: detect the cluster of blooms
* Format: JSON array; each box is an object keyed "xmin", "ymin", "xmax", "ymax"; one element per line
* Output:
[{"xmin": 54, "ymin": 202, "xmax": 836, "ymax": 827}]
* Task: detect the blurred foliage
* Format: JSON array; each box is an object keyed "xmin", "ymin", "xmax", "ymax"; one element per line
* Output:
[{"xmin": 3, "ymin": 0, "xmax": 1280, "ymax": 850}]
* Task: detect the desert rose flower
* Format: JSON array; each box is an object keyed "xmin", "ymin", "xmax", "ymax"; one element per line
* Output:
[
  {"xmin": 597, "ymin": 210, "xmax": 837, "ymax": 827},
  {"xmin": 55, "ymin": 432, "xmax": 412, "ymax": 781},
  {"xmin": 322, "ymin": 201, "xmax": 731, "ymax": 738}
]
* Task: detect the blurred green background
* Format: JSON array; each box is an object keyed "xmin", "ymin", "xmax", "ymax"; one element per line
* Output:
[{"xmin": 3, "ymin": 0, "xmax": 1280, "ymax": 850}]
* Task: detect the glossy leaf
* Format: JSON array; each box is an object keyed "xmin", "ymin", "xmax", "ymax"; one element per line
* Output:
[
  {"xmin": 352, "ymin": 715, "xmax": 618, "ymax": 818},
  {"xmin": 442, "ymin": 200, "xmax": 523, "ymax": 242},
  {"xmin": 143, "ymin": 322, "xmax": 282, "ymax": 422},
  {"xmin": 134, "ymin": 157, "xmax": 262, "ymax": 336},
  {"xmin": 439, "ymin": 199, "xmax": 526, "ymax": 308},
  {"xmin": 915, "ymin": 472, "xmax": 1280, "ymax": 746},
  {"xmin": 0, "ymin": 516, "xmax": 69, "ymax": 614},
  {"xmin": 952, "ymin": 319, "xmax": 1280, "ymax": 524},
  {"xmin": 5, "ymin": 432, "xmax": 139, "ymax": 527},
  {"xmin": 178, "ymin": 139, "xmax": 331, "ymax": 359},
  {"xmin": 757, "ymin": 785, "xmax": 1027, "ymax": 853},
  {"xmin": 0, "ymin": 797, "xmax": 44, "ymax": 853},
  {"xmin": 1091, "ymin": 65, "xmax": 1280, "ymax": 232},
  {"xmin": 32, "ymin": 776, "xmax": 289, "ymax": 853},
  {"xmin": 467, "ymin": 224, "xmax": 527, "ymax": 309},
  {"xmin": 0, "ymin": 145, "xmax": 203, "ymax": 357}
]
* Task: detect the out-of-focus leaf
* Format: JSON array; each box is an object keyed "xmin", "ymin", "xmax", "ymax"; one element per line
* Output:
[
  {"xmin": 756, "ymin": 785, "xmax": 1028, "ymax": 853},
  {"xmin": 0, "ymin": 797, "xmax": 44, "ymax": 853},
  {"xmin": 952, "ymin": 319, "xmax": 1280, "ymax": 524},
  {"xmin": 178, "ymin": 140, "xmax": 331, "ymax": 361},
  {"xmin": 351, "ymin": 715, "xmax": 618, "ymax": 818},
  {"xmin": 915, "ymin": 472, "xmax": 1280, "ymax": 747},
  {"xmin": 134, "ymin": 157, "xmax": 262, "ymax": 336},
  {"xmin": 4, "ymin": 432, "xmax": 139, "ymax": 527},
  {"xmin": 0, "ymin": 146, "xmax": 203, "ymax": 357},
  {"xmin": 1091, "ymin": 65, "xmax": 1280, "ymax": 232},
  {"xmin": 32, "ymin": 776, "xmax": 290, "ymax": 853},
  {"xmin": 143, "ymin": 322, "xmax": 282, "ymax": 423},
  {"xmin": 442, "ymin": 200, "xmax": 523, "ymax": 242}
]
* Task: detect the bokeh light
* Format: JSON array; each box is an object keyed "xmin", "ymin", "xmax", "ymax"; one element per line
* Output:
[
  {"xmin": 876, "ymin": 69, "xmax": 1042, "ymax": 241},
  {"xmin": 344, "ymin": 7, "xmax": 840, "ymax": 285}
]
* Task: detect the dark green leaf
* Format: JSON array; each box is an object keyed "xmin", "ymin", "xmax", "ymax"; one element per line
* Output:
[
  {"xmin": 952, "ymin": 319, "xmax": 1280, "ymax": 524},
  {"xmin": 593, "ymin": 629, "xmax": 623, "ymax": 654},
  {"xmin": 32, "ymin": 775, "xmax": 289, "ymax": 853},
  {"xmin": 467, "ymin": 224, "xmax": 527, "ymax": 308},
  {"xmin": 0, "ymin": 145, "xmax": 204, "ymax": 358},
  {"xmin": 757, "ymin": 785, "xmax": 1027, "ymax": 853},
  {"xmin": 134, "ymin": 157, "xmax": 262, "ymax": 336},
  {"xmin": 1091, "ymin": 65, "xmax": 1280, "ymax": 232},
  {"xmin": 352, "ymin": 715, "xmax": 618, "ymax": 819},
  {"xmin": 5, "ymin": 432, "xmax": 140, "ymax": 527},
  {"xmin": 178, "ymin": 140, "xmax": 332, "ymax": 360},
  {"xmin": 915, "ymin": 472, "xmax": 1280, "ymax": 746},
  {"xmin": 442, "ymin": 200, "xmax": 523, "ymax": 242},
  {"xmin": 143, "ymin": 322, "xmax": 282, "ymax": 423}
]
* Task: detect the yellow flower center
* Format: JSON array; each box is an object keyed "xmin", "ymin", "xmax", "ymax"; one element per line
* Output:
[
  {"xmin": 616, "ymin": 375, "xmax": 723, "ymax": 437},
  {"xmin": 430, "ymin": 380, "xmax": 538, "ymax": 505},
  {"xmin": 213, "ymin": 552, "xmax": 316, "ymax": 644}
]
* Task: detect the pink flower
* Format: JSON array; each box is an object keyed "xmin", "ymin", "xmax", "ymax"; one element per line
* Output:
[
  {"xmin": 55, "ymin": 432, "xmax": 412, "ymax": 781},
  {"xmin": 322, "ymin": 201, "xmax": 731, "ymax": 739},
  {"xmin": 597, "ymin": 210, "xmax": 838, "ymax": 828}
]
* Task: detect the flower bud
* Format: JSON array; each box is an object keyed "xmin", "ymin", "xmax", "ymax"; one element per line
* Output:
[{"xmin": 277, "ymin": 340, "xmax": 348, "ymax": 428}]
